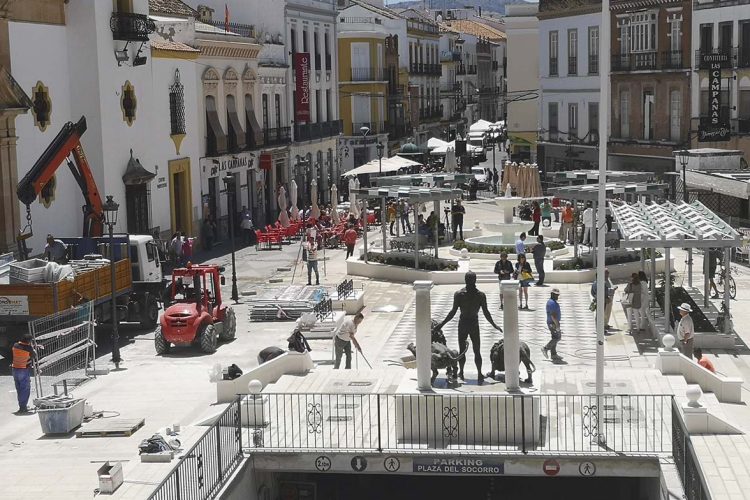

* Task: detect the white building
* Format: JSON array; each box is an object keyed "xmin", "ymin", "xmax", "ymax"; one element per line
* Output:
[
  {"xmin": 505, "ymin": 2, "xmax": 539, "ymax": 162},
  {"xmin": 5, "ymin": 0, "xmax": 205, "ymax": 254},
  {"xmin": 537, "ymin": 0, "xmax": 600, "ymax": 172}
]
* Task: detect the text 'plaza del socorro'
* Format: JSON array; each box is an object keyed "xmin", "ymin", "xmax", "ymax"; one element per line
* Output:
[{"xmin": 3, "ymin": 0, "xmax": 750, "ymax": 499}]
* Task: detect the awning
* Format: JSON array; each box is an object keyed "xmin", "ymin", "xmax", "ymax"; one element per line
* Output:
[
  {"xmin": 610, "ymin": 200, "xmax": 741, "ymax": 249},
  {"xmin": 341, "ymin": 156, "xmax": 421, "ymax": 177},
  {"xmin": 426, "ymin": 137, "xmax": 449, "ymax": 150},
  {"xmin": 430, "ymin": 140, "xmax": 483, "ymax": 155},
  {"xmin": 122, "ymin": 149, "xmax": 156, "ymax": 185},
  {"xmin": 510, "ymin": 135, "xmax": 534, "ymax": 146},
  {"xmin": 469, "ymin": 119, "xmax": 493, "ymax": 133}
]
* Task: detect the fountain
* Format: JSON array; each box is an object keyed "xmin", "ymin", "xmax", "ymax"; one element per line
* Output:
[{"xmin": 472, "ymin": 185, "xmax": 533, "ymax": 245}]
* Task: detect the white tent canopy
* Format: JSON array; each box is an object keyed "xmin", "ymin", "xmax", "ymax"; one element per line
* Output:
[
  {"xmin": 426, "ymin": 137, "xmax": 448, "ymax": 150},
  {"xmin": 469, "ymin": 119, "xmax": 493, "ymax": 133},
  {"xmin": 430, "ymin": 140, "xmax": 483, "ymax": 155},
  {"xmin": 341, "ymin": 156, "xmax": 421, "ymax": 177}
]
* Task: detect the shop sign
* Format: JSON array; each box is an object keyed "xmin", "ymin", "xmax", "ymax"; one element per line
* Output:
[
  {"xmin": 412, "ymin": 457, "xmax": 504, "ymax": 475},
  {"xmin": 0, "ymin": 296, "xmax": 29, "ymax": 315},
  {"xmin": 202, "ymin": 152, "xmax": 258, "ymax": 178}
]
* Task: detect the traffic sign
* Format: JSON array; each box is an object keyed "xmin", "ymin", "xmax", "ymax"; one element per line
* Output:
[
  {"xmin": 351, "ymin": 456, "xmax": 368, "ymax": 472},
  {"xmin": 579, "ymin": 461, "xmax": 596, "ymax": 476},
  {"xmin": 384, "ymin": 456, "xmax": 401, "ymax": 472},
  {"xmin": 315, "ymin": 456, "xmax": 331, "ymax": 472},
  {"xmin": 543, "ymin": 459, "xmax": 560, "ymax": 476}
]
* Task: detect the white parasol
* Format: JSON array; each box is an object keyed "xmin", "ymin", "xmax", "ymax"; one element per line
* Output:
[
  {"xmin": 331, "ymin": 184, "xmax": 340, "ymax": 224},
  {"xmin": 349, "ymin": 177, "xmax": 360, "ymax": 219},
  {"xmin": 310, "ymin": 179, "xmax": 321, "ymax": 220},
  {"xmin": 290, "ymin": 180, "xmax": 300, "ymax": 221},
  {"xmin": 444, "ymin": 146, "xmax": 456, "ymax": 173},
  {"xmin": 277, "ymin": 186, "xmax": 290, "ymax": 227}
]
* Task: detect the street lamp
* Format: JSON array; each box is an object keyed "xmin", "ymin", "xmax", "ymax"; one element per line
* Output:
[
  {"xmin": 102, "ymin": 195, "xmax": 121, "ymax": 369},
  {"xmin": 678, "ymin": 149, "xmax": 689, "ymax": 203},
  {"xmin": 376, "ymin": 142, "xmax": 386, "ymax": 251},
  {"xmin": 376, "ymin": 142, "xmax": 384, "ymax": 175},
  {"xmin": 222, "ymin": 175, "xmax": 240, "ymax": 303}
]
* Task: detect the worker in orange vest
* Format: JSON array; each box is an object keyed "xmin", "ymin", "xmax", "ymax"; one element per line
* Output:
[{"xmin": 12, "ymin": 334, "xmax": 37, "ymax": 414}]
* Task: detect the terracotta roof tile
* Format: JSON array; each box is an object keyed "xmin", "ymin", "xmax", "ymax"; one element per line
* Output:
[
  {"xmin": 148, "ymin": 0, "xmax": 196, "ymax": 17},
  {"xmin": 439, "ymin": 19, "xmax": 507, "ymax": 42},
  {"xmin": 150, "ymin": 40, "xmax": 200, "ymax": 53}
]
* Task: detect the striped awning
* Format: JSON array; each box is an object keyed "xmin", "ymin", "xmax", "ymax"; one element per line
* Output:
[
  {"xmin": 609, "ymin": 200, "xmax": 741, "ymax": 248},
  {"xmin": 549, "ymin": 182, "xmax": 668, "ymax": 202}
]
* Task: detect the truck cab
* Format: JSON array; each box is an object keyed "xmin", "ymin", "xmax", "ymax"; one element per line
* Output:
[{"xmin": 128, "ymin": 234, "xmax": 163, "ymax": 284}]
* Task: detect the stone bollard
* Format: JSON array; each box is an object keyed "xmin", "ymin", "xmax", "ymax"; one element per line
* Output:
[
  {"xmin": 414, "ymin": 281, "xmax": 434, "ymax": 392},
  {"xmin": 502, "ymin": 280, "xmax": 521, "ymax": 392}
]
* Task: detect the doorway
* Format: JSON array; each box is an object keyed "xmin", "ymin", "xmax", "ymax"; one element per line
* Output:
[
  {"xmin": 125, "ymin": 183, "xmax": 150, "ymax": 234},
  {"xmin": 168, "ymin": 158, "xmax": 193, "ymax": 236}
]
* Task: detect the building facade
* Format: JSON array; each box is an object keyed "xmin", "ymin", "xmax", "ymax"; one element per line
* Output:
[
  {"xmin": 537, "ymin": 0, "xmax": 601, "ymax": 174},
  {"xmin": 608, "ymin": 0, "xmax": 691, "ymax": 175},
  {"xmin": 505, "ymin": 2, "xmax": 540, "ymax": 162},
  {"xmin": 690, "ymin": 0, "xmax": 750, "ymax": 161}
]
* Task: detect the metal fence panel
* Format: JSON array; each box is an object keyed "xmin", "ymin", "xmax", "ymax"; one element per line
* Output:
[
  {"xmin": 30, "ymin": 301, "xmax": 95, "ymax": 398},
  {"xmin": 672, "ymin": 400, "xmax": 712, "ymax": 500}
]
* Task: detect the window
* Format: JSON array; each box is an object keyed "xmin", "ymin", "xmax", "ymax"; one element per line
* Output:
[
  {"xmin": 568, "ymin": 103, "xmax": 578, "ymax": 139},
  {"xmin": 315, "ymin": 89, "xmax": 321, "ymax": 122},
  {"xmin": 290, "ymin": 28, "xmax": 297, "ymax": 55},
  {"xmin": 620, "ymin": 91, "xmax": 630, "ymax": 138},
  {"xmin": 568, "ymin": 29, "xmax": 578, "ymax": 75},
  {"xmin": 619, "ymin": 12, "xmax": 656, "ymax": 54},
  {"xmin": 324, "ymin": 32, "xmax": 331, "ymax": 70},
  {"xmin": 205, "ymin": 95, "xmax": 227, "ymax": 156},
  {"xmin": 114, "ymin": 0, "xmax": 133, "ymax": 13},
  {"xmin": 740, "ymin": 21, "xmax": 750, "ymax": 67},
  {"xmin": 669, "ymin": 89, "xmax": 681, "ymax": 142},
  {"xmin": 262, "ymin": 93, "xmax": 269, "ymax": 129},
  {"xmin": 700, "ymin": 24, "xmax": 713, "ymax": 53},
  {"xmin": 226, "ymin": 94, "xmax": 246, "ymax": 152},
  {"xmin": 588, "ymin": 27, "xmax": 599, "ymax": 74},
  {"xmin": 274, "ymin": 94, "xmax": 281, "ymax": 130},
  {"xmin": 314, "ymin": 31, "xmax": 320, "ymax": 70},
  {"xmin": 302, "ymin": 29, "xmax": 308, "ymax": 53},
  {"xmin": 549, "ymin": 31, "xmax": 558, "ymax": 76},
  {"xmin": 719, "ymin": 22, "xmax": 733, "ymax": 54},
  {"xmin": 588, "ymin": 102, "xmax": 599, "ymax": 141},
  {"xmin": 352, "ymin": 94, "xmax": 370, "ymax": 128},
  {"xmin": 740, "ymin": 88, "xmax": 750, "ymax": 132},
  {"xmin": 244, "ymin": 94, "xmax": 263, "ymax": 147},
  {"xmin": 31, "ymin": 81, "xmax": 52, "ymax": 132},
  {"xmin": 548, "ymin": 102, "xmax": 558, "ymax": 140},
  {"xmin": 326, "ymin": 89, "xmax": 332, "ymax": 122},
  {"xmin": 643, "ymin": 90, "xmax": 654, "ymax": 140}
]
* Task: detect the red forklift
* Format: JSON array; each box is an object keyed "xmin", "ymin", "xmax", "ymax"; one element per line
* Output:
[{"xmin": 155, "ymin": 263, "xmax": 236, "ymax": 354}]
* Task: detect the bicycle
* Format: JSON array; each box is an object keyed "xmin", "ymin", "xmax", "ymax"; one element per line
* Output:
[{"xmin": 716, "ymin": 264, "xmax": 737, "ymax": 300}]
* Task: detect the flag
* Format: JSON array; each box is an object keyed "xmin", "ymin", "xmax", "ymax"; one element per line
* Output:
[{"xmin": 224, "ymin": 4, "xmax": 229, "ymax": 32}]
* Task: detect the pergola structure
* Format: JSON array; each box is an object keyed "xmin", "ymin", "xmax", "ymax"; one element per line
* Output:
[
  {"xmin": 352, "ymin": 185, "xmax": 463, "ymax": 269},
  {"xmin": 609, "ymin": 200, "xmax": 742, "ymax": 334},
  {"xmin": 547, "ymin": 170, "xmax": 654, "ymax": 186},
  {"xmin": 373, "ymin": 172, "xmax": 473, "ymax": 188},
  {"xmin": 548, "ymin": 182, "xmax": 668, "ymax": 259}
]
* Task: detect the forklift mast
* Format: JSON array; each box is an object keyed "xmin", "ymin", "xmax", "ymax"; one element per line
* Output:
[{"xmin": 16, "ymin": 116, "xmax": 104, "ymax": 252}]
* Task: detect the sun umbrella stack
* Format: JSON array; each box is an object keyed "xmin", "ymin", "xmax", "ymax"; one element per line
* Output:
[
  {"xmin": 278, "ymin": 186, "xmax": 290, "ymax": 227},
  {"xmin": 331, "ymin": 184, "xmax": 340, "ymax": 225},
  {"xmin": 290, "ymin": 180, "xmax": 300, "ymax": 221},
  {"xmin": 310, "ymin": 179, "xmax": 321, "ymax": 220}
]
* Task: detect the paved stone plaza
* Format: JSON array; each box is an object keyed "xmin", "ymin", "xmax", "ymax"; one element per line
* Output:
[{"xmin": 1, "ymin": 198, "xmax": 750, "ymax": 498}]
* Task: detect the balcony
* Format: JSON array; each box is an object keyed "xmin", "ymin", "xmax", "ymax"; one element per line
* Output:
[
  {"xmin": 695, "ymin": 47, "xmax": 750, "ymax": 69},
  {"xmin": 611, "ymin": 51, "xmax": 657, "ymax": 71},
  {"xmin": 661, "ymin": 50, "xmax": 684, "ymax": 70},
  {"xmin": 352, "ymin": 121, "xmax": 385, "ymax": 135},
  {"xmin": 567, "ymin": 56, "xmax": 577, "ymax": 75},
  {"xmin": 110, "ymin": 12, "xmax": 156, "ymax": 42},
  {"xmin": 350, "ymin": 67, "xmax": 385, "ymax": 81},
  {"xmin": 588, "ymin": 55, "xmax": 598, "ymax": 75},
  {"xmin": 201, "ymin": 19, "xmax": 256, "ymax": 39},
  {"xmin": 264, "ymin": 126, "xmax": 291, "ymax": 146},
  {"xmin": 294, "ymin": 120, "xmax": 342, "ymax": 142},
  {"xmin": 339, "ymin": 16, "xmax": 382, "ymax": 24},
  {"xmin": 440, "ymin": 50, "xmax": 462, "ymax": 63},
  {"xmin": 406, "ymin": 19, "xmax": 439, "ymax": 35},
  {"xmin": 549, "ymin": 58, "xmax": 558, "ymax": 76},
  {"xmin": 457, "ymin": 64, "xmax": 467, "ymax": 75}
]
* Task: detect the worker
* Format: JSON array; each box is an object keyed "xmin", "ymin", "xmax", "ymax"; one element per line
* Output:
[
  {"xmin": 694, "ymin": 348, "xmax": 716, "ymax": 373},
  {"xmin": 12, "ymin": 333, "xmax": 37, "ymax": 414},
  {"xmin": 44, "ymin": 234, "xmax": 68, "ymax": 264}
]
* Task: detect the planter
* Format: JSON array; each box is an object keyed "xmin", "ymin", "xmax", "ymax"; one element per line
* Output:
[
  {"xmin": 347, "ymin": 259, "xmax": 469, "ymax": 284},
  {"xmin": 543, "ymin": 257, "xmax": 673, "ymax": 285}
]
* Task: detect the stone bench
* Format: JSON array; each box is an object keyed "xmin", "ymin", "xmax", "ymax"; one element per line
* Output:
[{"xmin": 215, "ymin": 352, "xmax": 314, "ymax": 404}]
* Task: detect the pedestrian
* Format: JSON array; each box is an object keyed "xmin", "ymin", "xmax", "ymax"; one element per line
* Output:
[
  {"xmin": 528, "ymin": 201, "xmax": 541, "ymax": 236},
  {"xmin": 400, "ymin": 200, "xmax": 412, "ymax": 233},
  {"xmin": 638, "ymin": 271, "xmax": 650, "ymax": 330},
  {"xmin": 532, "ymin": 235, "xmax": 546, "ymax": 286},
  {"xmin": 170, "ymin": 232, "xmax": 183, "ymax": 267},
  {"xmin": 560, "ymin": 202, "xmax": 574, "ymax": 244},
  {"xmin": 541, "ymin": 198, "xmax": 552, "ymax": 228},
  {"xmin": 552, "ymin": 197, "xmax": 561, "ymax": 223},
  {"xmin": 43, "ymin": 234, "xmax": 68, "ymax": 264},
  {"xmin": 334, "ymin": 312, "xmax": 364, "ymax": 369},
  {"xmin": 514, "ymin": 254, "xmax": 533, "ymax": 309},
  {"xmin": 582, "ymin": 202, "xmax": 594, "ymax": 246},
  {"xmin": 493, "ymin": 252, "xmax": 514, "ymax": 309},
  {"xmin": 542, "ymin": 288, "xmax": 563, "ymax": 361},
  {"xmin": 387, "ymin": 202, "xmax": 397, "ymax": 236},
  {"xmin": 515, "ymin": 232, "xmax": 527, "ymax": 257},
  {"xmin": 240, "ymin": 207, "xmax": 254, "ymax": 246},
  {"xmin": 694, "ymin": 348, "xmax": 716, "ymax": 373},
  {"xmin": 12, "ymin": 333, "xmax": 37, "ymax": 413},
  {"xmin": 676, "ymin": 303, "xmax": 695, "ymax": 359},
  {"xmin": 182, "ymin": 235, "xmax": 193, "ymax": 263},
  {"xmin": 591, "ymin": 268, "xmax": 617, "ymax": 329},
  {"xmin": 451, "ymin": 199, "xmax": 466, "ymax": 240},
  {"xmin": 708, "ymin": 248, "xmax": 720, "ymax": 298},
  {"xmin": 623, "ymin": 272, "xmax": 642, "ymax": 334},
  {"xmin": 343, "ymin": 224, "xmax": 357, "ymax": 259},
  {"xmin": 306, "ymin": 237, "xmax": 320, "ymax": 286}
]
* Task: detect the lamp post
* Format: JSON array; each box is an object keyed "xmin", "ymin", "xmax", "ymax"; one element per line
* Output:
[
  {"xmin": 376, "ymin": 142, "xmax": 386, "ymax": 252},
  {"xmin": 678, "ymin": 149, "xmax": 689, "ymax": 203},
  {"xmin": 102, "ymin": 195, "xmax": 121, "ymax": 369},
  {"xmin": 222, "ymin": 175, "xmax": 240, "ymax": 303}
]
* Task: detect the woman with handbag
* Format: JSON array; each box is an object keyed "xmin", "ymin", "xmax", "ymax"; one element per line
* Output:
[
  {"xmin": 514, "ymin": 254, "xmax": 533, "ymax": 309},
  {"xmin": 623, "ymin": 273, "xmax": 642, "ymax": 333},
  {"xmin": 638, "ymin": 271, "xmax": 650, "ymax": 330}
]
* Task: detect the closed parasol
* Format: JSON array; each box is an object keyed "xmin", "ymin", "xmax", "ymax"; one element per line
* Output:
[
  {"xmin": 331, "ymin": 184, "xmax": 340, "ymax": 224},
  {"xmin": 278, "ymin": 186, "xmax": 290, "ymax": 227},
  {"xmin": 290, "ymin": 180, "xmax": 300, "ymax": 221},
  {"xmin": 310, "ymin": 178, "xmax": 321, "ymax": 220}
]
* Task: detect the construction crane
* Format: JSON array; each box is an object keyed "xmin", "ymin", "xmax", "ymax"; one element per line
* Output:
[{"xmin": 16, "ymin": 116, "xmax": 104, "ymax": 258}]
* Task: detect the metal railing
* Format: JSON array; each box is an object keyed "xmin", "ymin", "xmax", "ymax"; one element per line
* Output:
[
  {"xmin": 588, "ymin": 55, "xmax": 599, "ymax": 74},
  {"xmin": 339, "ymin": 16, "xmax": 382, "ymax": 24},
  {"xmin": 313, "ymin": 298, "xmax": 333, "ymax": 320},
  {"xmin": 148, "ymin": 398, "xmax": 243, "ymax": 500},
  {"xmin": 612, "ymin": 50, "xmax": 687, "ymax": 71},
  {"xmin": 263, "ymin": 126, "xmax": 291, "ymax": 146},
  {"xmin": 549, "ymin": 58, "xmax": 558, "ymax": 76},
  {"xmin": 242, "ymin": 393, "xmax": 672, "ymax": 455},
  {"xmin": 110, "ymin": 12, "xmax": 155, "ymax": 42},
  {"xmin": 294, "ymin": 120, "xmax": 342, "ymax": 142},
  {"xmin": 567, "ymin": 56, "xmax": 577, "ymax": 75},
  {"xmin": 694, "ymin": 47, "xmax": 750, "ymax": 69},
  {"xmin": 672, "ymin": 400, "xmax": 712, "ymax": 500},
  {"xmin": 337, "ymin": 278, "xmax": 354, "ymax": 299},
  {"xmin": 350, "ymin": 67, "xmax": 384, "ymax": 81},
  {"xmin": 202, "ymin": 19, "xmax": 256, "ymax": 39}
]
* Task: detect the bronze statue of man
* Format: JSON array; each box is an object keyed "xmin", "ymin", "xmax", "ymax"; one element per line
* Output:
[{"xmin": 433, "ymin": 271, "xmax": 503, "ymax": 382}]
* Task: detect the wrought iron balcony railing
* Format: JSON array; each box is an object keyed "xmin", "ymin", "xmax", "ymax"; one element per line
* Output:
[{"xmin": 110, "ymin": 12, "xmax": 156, "ymax": 42}]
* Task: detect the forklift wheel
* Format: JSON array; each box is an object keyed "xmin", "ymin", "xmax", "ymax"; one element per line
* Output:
[{"xmin": 199, "ymin": 323, "xmax": 217, "ymax": 354}]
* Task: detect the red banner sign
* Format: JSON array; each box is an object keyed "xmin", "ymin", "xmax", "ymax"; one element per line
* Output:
[
  {"xmin": 294, "ymin": 53, "xmax": 310, "ymax": 123},
  {"xmin": 260, "ymin": 153, "xmax": 273, "ymax": 171}
]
